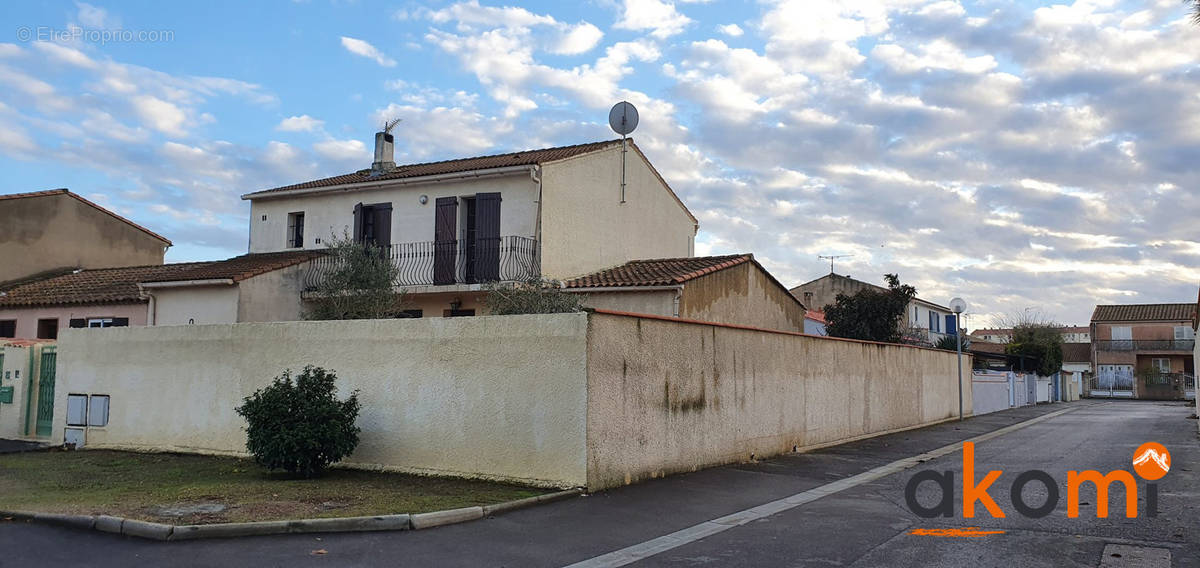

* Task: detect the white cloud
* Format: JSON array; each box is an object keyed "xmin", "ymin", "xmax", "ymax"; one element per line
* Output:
[
  {"xmin": 75, "ymin": 2, "xmax": 118, "ymax": 29},
  {"xmin": 131, "ymin": 95, "xmax": 188, "ymax": 136},
  {"xmin": 340, "ymin": 36, "xmax": 396, "ymax": 67},
  {"xmin": 276, "ymin": 114, "xmax": 324, "ymax": 132},
  {"xmin": 615, "ymin": 0, "xmax": 692, "ymax": 39},
  {"xmin": 716, "ymin": 24, "xmax": 744, "ymax": 37},
  {"xmin": 551, "ymin": 22, "xmax": 604, "ymax": 55},
  {"xmin": 313, "ymin": 138, "xmax": 367, "ymax": 162}
]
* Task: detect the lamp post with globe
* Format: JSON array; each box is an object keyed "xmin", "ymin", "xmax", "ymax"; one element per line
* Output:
[{"xmin": 950, "ymin": 297, "xmax": 968, "ymax": 421}]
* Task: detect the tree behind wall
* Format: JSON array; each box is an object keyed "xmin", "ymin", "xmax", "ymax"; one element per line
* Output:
[
  {"xmin": 483, "ymin": 278, "xmax": 584, "ymax": 315},
  {"xmin": 304, "ymin": 233, "xmax": 405, "ymax": 320},
  {"xmin": 823, "ymin": 274, "xmax": 917, "ymax": 343},
  {"xmin": 992, "ymin": 310, "xmax": 1064, "ymax": 376}
]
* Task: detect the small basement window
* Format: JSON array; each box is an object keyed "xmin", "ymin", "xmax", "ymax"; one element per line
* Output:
[
  {"xmin": 88, "ymin": 395, "xmax": 110, "ymax": 427},
  {"xmin": 397, "ymin": 309, "xmax": 424, "ymax": 319},
  {"xmin": 67, "ymin": 394, "xmax": 88, "ymax": 426},
  {"xmin": 444, "ymin": 309, "xmax": 476, "ymax": 317}
]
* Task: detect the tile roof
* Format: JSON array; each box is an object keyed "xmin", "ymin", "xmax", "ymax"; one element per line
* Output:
[
  {"xmin": 141, "ymin": 250, "xmax": 325, "ymax": 283},
  {"xmin": 0, "ymin": 189, "xmax": 171, "ymax": 245},
  {"xmin": 244, "ymin": 140, "xmax": 624, "ymax": 198},
  {"xmin": 1090, "ymin": 303, "xmax": 1196, "ymax": 323},
  {"xmin": 969, "ymin": 341, "xmax": 1008, "ymax": 355},
  {"xmin": 1061, "ymin": 342, "xmax": 1091, "ymax": 363},
  {"xmin": 0, "ymin": 263, "xmax": 212, "ymax": 307},
  {"xmin": 805, "ymin": 310, "xmax": 827, "ymax": 324},
  {"xmin": 563, "ymin": 254, "xmax": 752, "ymax": 288}
]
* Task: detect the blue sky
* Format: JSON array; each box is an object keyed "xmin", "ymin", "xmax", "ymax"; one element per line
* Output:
[{"xmin": 2, "ymin": 0, "xmax": 1198, "ymax": 327}]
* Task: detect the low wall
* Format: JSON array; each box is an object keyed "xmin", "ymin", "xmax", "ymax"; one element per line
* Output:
[
  {"xmin": 584, "ymin": 311, "xmax": 972, "ymax": 489},
  {"xmin": 53, "ymin": 314, "xmax": 589, "ymax": 488},
  {"xmin": 971, "ymin": 372, "xmax": 1011, "ymax": 415}
]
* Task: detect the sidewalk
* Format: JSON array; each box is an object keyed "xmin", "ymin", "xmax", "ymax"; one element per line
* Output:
[{"xmin": 0, "ymin": 402, "xmax": 1094, "ymax": 567}]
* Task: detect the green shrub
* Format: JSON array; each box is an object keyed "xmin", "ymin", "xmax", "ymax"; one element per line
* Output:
[
  {"xmin": 235, "ymin": 366, "xmax": 361, "ymax": 478},
  {"xmin": 484, "ymin": 278, "xmax": 584, "ymax": 315}
]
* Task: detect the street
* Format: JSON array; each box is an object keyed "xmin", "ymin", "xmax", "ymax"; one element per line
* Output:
[{"xmin": 1, "ymin": 400, "xmax": 1196, "ymax": 567}]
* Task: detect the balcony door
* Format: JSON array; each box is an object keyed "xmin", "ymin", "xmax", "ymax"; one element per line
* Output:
[
  {"xmin": 432, "ymin": 193, "xmax": 501, "ymax": 285},
  {"xmin": 353, "ymin": 202, "xmax": 392, "ymax": 248}
]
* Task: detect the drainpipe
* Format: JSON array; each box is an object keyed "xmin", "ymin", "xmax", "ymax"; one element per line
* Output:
[
  {"xmin": 672, "ymin": 287, "xmax": 682, "ymax": 318},
  {"xmin": 137, "ymin": 284, "xmax": 157, "ymax": 326},
  {"xmin": 531, "ymin": 165, "xmax": 543, "ymax": 278}
]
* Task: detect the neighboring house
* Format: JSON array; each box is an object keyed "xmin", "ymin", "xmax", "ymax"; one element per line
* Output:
[
  {"xmin": 0, "ymin": 189, "xmax": 170, "ymax": 283},
  {"xmin": 239, "ymin": 134, "xmax": 698, "ymax": 318},
  {"xmin": 969, "ymin": 325, "xmax": 1090, "ymax": 344},
  {"xmin": 0, "ymin": 263, "xmax": 209, "ymax": 339},
  {"xmin": 789, "ymin": 273, "xmax": 954, "ymax": 343},
  {"xmin": 140, "ymin": 251, "xmax": 322, "ymax": 325},
  {"xmin": 563, "ymin": 254, "xmax": 808, "ymax": 333},
  {"xmin": 804, "ymin": 310, "xmax": 827, "ymax": 336},
  {"xmin": 1061, "ymin": 342, "xmax": 1092, "ymax": 401},
  {"xmin": 1090, "ymin": 303, "xmax": 1196, "ymax": 399}
]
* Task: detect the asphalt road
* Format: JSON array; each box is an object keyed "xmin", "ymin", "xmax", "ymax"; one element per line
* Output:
[{"xmin": 1, "ymin": 400, "xmax": 1196, "ymax": 568}]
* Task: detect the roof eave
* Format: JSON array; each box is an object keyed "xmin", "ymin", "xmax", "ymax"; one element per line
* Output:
[{"xmin": 241, "ymin": 164, "xmax": 537, "ymax": 201}]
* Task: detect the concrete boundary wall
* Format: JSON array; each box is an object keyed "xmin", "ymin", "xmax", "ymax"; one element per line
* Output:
[
  {"xmin": 52, "ymin": 310, "xmax": 975, "ymax": 491},
  {"xmin": 584, "ymin": 311, "xmax": 972, "ymax": 490},
  {"xmin": 53, "ymin": 314, "xmax": 589, "ymax": 488}
]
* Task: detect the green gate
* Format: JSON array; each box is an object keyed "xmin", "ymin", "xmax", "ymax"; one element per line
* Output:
[{"xmin": 35, "ymin": 347, "xmax": 56, "ymax": 437}]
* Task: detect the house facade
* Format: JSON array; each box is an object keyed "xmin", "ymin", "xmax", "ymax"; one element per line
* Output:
[
  {"xmin": 969, "ymin": 325, "xmax": 1090, "ymax": 344},
  {"xmin": 789, "ymin": 273, "xmax": 954, "ymax": 343},
  {"xmin": 0, "ymin": 263, "xmax": 210, "ymax": 339},
  {"xmin": 563, "ymin": 254, "xmax": 808, "ymax": 333},
  {"xmin": 240, "ymin": 136, "xmax": 697, "ymax": 318},
  {"xmin": 0, "ymin": 189, "xmax": 170, "ymax": 283},
  {"xmin": 1090, "ymin": 303, "xmax": 1196, "ymax": 399}
]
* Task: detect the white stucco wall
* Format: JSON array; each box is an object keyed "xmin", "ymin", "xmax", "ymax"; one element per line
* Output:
[
  {"xmin": 151, "ymin": 286, "xmax": 240, "ymax": 326},
  {"xmin": 237, "ymin": 265, "xmax": 307, "ymax": 323},
  {"xmin": 53, "ymin": 314, "xmax": 589, "ymax": 488},
  {"xmin": 0, "ymin": 345, "xmax": 33, "ymax": 439},
  {"xmin": 584, "ymin": 311, "xmax": 972, "ymax": 490},
  {"xmin": 577, "ymin": 290, "xmax": 677, "ymax": 317},
  {"xmin": 246, "ymin": 171, "xmax": 539, "ymax": 254},
  {"xmin": 539, "ymin": 144, "xmax": 696, "ymax": 279}
]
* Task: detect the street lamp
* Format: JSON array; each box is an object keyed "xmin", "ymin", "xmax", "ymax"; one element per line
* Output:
[{"xmin": 950, "ymin": 297, "xmax": 968, "ymax": 421}]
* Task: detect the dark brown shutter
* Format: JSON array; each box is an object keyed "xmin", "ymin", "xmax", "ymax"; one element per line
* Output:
[
  {"xmin": 69, "ymin": 319, "xmax": 86, "ymax": 328},
  {"xmin": 372, "ymin": 203, "xmax": 392, "ymax": 248},
  {"xmin": 352, "ymin": 202, "xmax": 364, "ymax": 243},
  {"xmin": 433, "ymin": 197, "xmax": 458, "ymax": 285},
  {"xmin": 112, "ymin": 317, "xmax": 129, "ymax": 327},
  {"xmin": 475, "ymin": 192, "xmax": 501, "ymax": 282}
]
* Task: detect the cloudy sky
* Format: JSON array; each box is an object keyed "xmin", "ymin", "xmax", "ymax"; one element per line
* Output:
[{"xmin": 2, "ymin": 1, "xmax": 1198, "ymax": 328}]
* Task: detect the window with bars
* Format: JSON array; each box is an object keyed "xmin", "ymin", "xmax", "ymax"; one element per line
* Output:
[{"xmin": 287, "ymin": 212, "xmax": 305, "ymax": 248}]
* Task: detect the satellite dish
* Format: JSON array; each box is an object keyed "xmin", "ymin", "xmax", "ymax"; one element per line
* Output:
[{"xmin": 608, "ymin": 101, "xmax": 639, "ymax": 136}]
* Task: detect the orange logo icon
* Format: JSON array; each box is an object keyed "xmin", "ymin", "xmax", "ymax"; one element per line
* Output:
[{"xmin": 1132, "ymin": 442, "xmax": 1170, "ymax": 480}]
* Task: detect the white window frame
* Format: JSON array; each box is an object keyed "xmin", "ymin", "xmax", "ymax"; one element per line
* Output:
[
  {"xmin": 1151, "ymin": 358, "xmax": 1171, "ymax": 373},
  {"xmin": 1174, "ymin": 326, "xmax": 1194, "ymax": 340},
  {"xmin": 1111, "ymin": 326, "xmax": 1132, "ymax": 340},
  {"xmin": 87, "ymin": 318, "xmax": 114, "ymax": 328}
]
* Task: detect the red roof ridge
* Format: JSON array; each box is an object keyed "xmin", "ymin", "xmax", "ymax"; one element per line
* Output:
[{"xmin": 0, "ymin": 188, "xmax": 172, "ymax": 245}]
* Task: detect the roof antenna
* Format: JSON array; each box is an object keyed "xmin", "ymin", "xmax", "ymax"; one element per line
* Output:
[
  {"xmin": 818, "ymin": 254, "xmax": 853, "ymax": 274},
  {"xmin": 608, "ymin": 101, "xmax": 639, "ymax": 204}
]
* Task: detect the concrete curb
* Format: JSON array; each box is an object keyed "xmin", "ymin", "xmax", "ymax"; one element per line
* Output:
[{"xmin": 0, "ymin": 488, "xmax": 584, "ymax": 541}]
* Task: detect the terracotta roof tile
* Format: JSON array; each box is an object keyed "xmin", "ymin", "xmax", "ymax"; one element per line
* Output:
[
  {"xmin": 0, "ymin": 263, "xmax": 212, "ymax": 307},
  {"xmin": 1090, "ymin": 303, "xmax": 1196, "ymax": 323},
  {"xmin": 244, "ymin": 140, "xmax": 623, "ymax": 197},
  {"xmin": 563, "ymin": 255, "xmax": 752, "ymax": 288},
  {"xmin": 141, "ymin": 250, "xmax": 324, "ymax": 283},
  {"xmin": 1061, "ymin": 342, "xmax": 1091, "ymax": 363},
  {"xmin": 0, "ymin": 188, "xmax": 171, "ymax": 245}
]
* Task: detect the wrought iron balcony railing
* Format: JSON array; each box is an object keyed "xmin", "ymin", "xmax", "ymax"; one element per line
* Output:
[
  {"xmin": 302, "ymin": 236, "xmax": 539, "ymax": 290},
  {"xmin": 1093, "ymin": 339, "xmax": 1195, "ymax": 352}
]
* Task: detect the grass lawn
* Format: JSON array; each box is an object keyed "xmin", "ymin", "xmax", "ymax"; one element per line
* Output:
[{"xmin": 0, "ymin": 450, "xmax": 549, "ymax": 524}]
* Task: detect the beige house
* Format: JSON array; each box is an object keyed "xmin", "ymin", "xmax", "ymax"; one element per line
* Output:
[
  {"xmin": 0, "ymin": 189, "xmax": 170, "ymax": 283},
  {"xmin": 237, "ymin": 133, "xmax": 698, "ymax": 318},
  {"xmin": 1090, "ymin": 303, "xmax": 1195, "ymax": 399},
  {"xmin": 564, "ymin": 254, "xmax": 808, "ymax": 333},
  {"xmin": 789, "ymin": 273, "xmax": 954, "ymax": 343}
]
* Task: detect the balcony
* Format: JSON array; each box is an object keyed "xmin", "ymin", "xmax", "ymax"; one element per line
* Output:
[
  {"xmin": 302, "ymin": 236, "xmax": 539, "ymax": 290},
  {"xmin": 1093, "ymin": 339, "xmax": 1196, "ymax": 352}
]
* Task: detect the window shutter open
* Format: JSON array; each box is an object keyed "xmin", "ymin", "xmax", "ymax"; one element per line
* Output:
[
  {"xmin": 372, "ymin": 203, "xmax": 392, "ymax": 248},
  {"xmin": 475, "ymin": 192, "xmax": 502, "ymax": 282},
  {"xmin": 434, "ymin": 197, "xmax": 458, "ymax": 285},
  {"xmin": 352, "ymin": 202, "xmax": 364, "ymax": 243},
  {"xmin": 69, "ymin": 319, "xmax": 86, "ymax": 328}
]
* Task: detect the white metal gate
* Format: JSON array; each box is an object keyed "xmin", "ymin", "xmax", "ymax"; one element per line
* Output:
[{"xmin": 1092, "ymin": 364, "xmax": 1134, "ymax": 398}]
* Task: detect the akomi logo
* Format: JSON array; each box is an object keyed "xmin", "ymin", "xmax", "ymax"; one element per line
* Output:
[{"xmin": 905, "ymin": 442, "xmax": 1171, "ymax": 523}]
